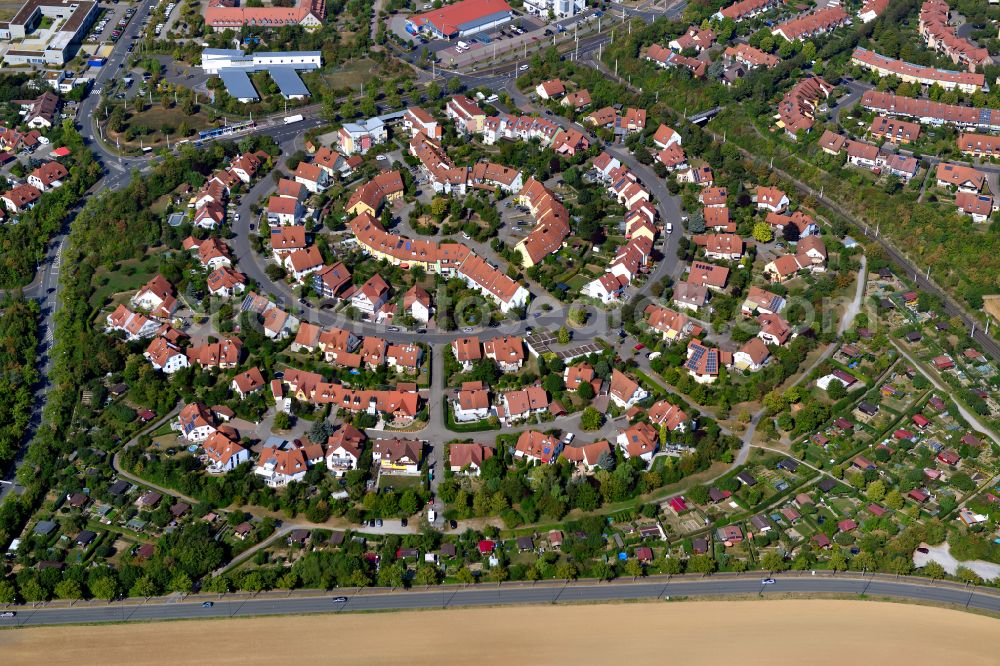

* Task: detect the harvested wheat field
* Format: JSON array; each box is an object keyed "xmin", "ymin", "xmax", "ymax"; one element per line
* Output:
[{"xmin": 2, "ymin": 600, "xmax": 999, "ymax": 665}]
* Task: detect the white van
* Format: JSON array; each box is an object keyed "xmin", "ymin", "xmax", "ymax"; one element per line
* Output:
[{"xmin": 666, "ymin": 223, "xmax": 673, "ymax": 233}]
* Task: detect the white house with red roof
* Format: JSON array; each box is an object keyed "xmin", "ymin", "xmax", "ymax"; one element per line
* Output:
[
  {"xmin": 483, "ymin": 335, "xmax": 525, "ymax": 372},
  {"xmin": 207, "ymin": 266, "xmax": 247, "ymax": 298},
  {"xmin": 294, "ymin": 161, "xmax": 329, "ymax": 193},
  {"xmin": 284, "ymin": 246, "xmax": 325, "ymax": 282},
  {"xmin": 130, "ymin": 275, "xmax": 177, "ymax": 318},
  {"xmin": 453, "ymin": 381, "xmax": 491, "ymax": 422},
  {"xmin": 177, "ymin": 403, "xmax": 219, "ymax": 443},
  {"xmin": 144, "ymin": 337, "xmax": 189, "ymax": 374},
  {"xmin": 106, "ymin": 305, "xmax": 160, "ymax": 340},
  {"xmin": 231, "ymin": 367, "xmax": 266, "ymax": 399},
  {"xmin": 535, "ymin": 79, "xmax": 565, "ymax": 99},
  {"xmin": 403, "ymin": 285, "xmax": 432, "ymax": 323},
  {"xmin": 267, "ymin": 195, "xmax": 304, "ymax": 226},
  {"xmin": 255, "ymin": 447, "xmax": 309, "ymax": 487},
  {"xmin": 754, "ymin": 186, "xmax": 789, "ymax": 213},
  {"xmin": 652, "ymin": 124, "xmax": 682, "ymax": 150},
  {"xmin": 734, "ymin": 337, "xmax": 771, "ymax": 372},
  {"xmin": 616, "ymin": 422, "xmax": 659, "ymax": 462},
  {"xmin": 203, "ymin": 432, "xmax": 250, "ymax": 473},
  {"xmin": 514, "ymin": 430, "xmax": 562, "ymax": 464},
  {"xmin": 560, "ymin": 440, "xmax": 611, "ymax": 471},
  {"xmin": 351, "ymin": 274, "xmax": 391, "ymax": 317},
  {"xmin": 581, "ymin": 272, "xmax": 628, "ymax": 304},
  {"xmin": 609, "ymin": 369, "xmax": 649, "ymax": 409},
  {"xmin": 449, "ymin": 442, "xmax": 494, "ymax": 475}
]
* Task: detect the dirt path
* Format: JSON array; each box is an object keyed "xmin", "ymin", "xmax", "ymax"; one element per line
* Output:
[{"xmin": 4, "ymin": 600, "xmax": 998, "ymax": 665}]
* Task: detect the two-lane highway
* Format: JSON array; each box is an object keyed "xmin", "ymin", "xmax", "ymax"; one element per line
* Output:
[{"xmin": 5, "ymin": 574, "xmax": 999, "ymax": 627}]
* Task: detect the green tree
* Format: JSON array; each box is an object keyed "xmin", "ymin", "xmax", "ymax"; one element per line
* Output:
[
  {"xmin": 866, "ymin": 480, "xmax": 886, "ymax": 502},
  {"xmin": 663, "ymin": 557, "xmax": 683, "ymax": 575},
  {"xmin": 348, "ymin": 569, "xmax": 371, "ymax": 587},
  {"xmin": 686, "ymin": 555, "xmax": 716, "ymax": 574},
  {"xmin": 0, "ymin": 580, "xmax": 17, "ymax": 604},
  {"xmin": 826, "ymin": 380, "xmax": 846, "ymax": 400},
  {"xmin": 884, "ymin": 490, "xmax": 904, "ymax": 510},
  {"xmin": 956, "ymin": 566, "xmax": 983, "ymax": 586},
  {"xmin": 414, "ymin": 565, "xmax": 440, "ymax": 587},
  {"xmin": 430, "ymin": 197, "xmax": 449, "ymax": 217},
  {"xmin": 240, "ymin": 571, "xmax": 266, "ymax": 592},
  {"xmin": 580, "ymin": 407, "xmax": 603, "ymax": 431},
  {"xmin": 687, "ymin": 486, "xmax": 710, "ymax": 505},
  {"xmin": 130, "ymin": 575, "xmax": 159, "ymax": 598},
  {"xmin": 170, "ymin": 572, "xmax": 193, "ymax": 593},
  {"xmin": 556, "ymin": 562, "xmax": 578, "ymax": 580},
  {"xmin": 923, "ymin": 561, "xmax": 946, "ymax": 580},
  {"xmin": 752, "ymin": 221, "xmax": 773, "ymax": 243},
  {"xmin": 853, "ymin": 551, "xmax": 878, "ymax": 573},
  {"xmin": 20, "ymin": 578, "xmax": 47, "ymax": 602},
  {"xmin": 577, "ymin": 381, "xmax": 595, "ymax": 400},
  {"xmin": 90, "ymin": 576, "xmax": 119, "ymax": 602},
  {"xmin": 761, "ymin": 552, "xmax": 787, "ymax": 572},
  {"xmin": 829, "ymin": 549, "xmax": 848, "ymax": 572},
  {"xmin": 377, "ymin": 563, "xmax": 406, "ymax": 588},
  {"xmin": 456, "ymin": 567, "xmax": 476, "ymax": 585},
  {"xmin": 557, "ymin": 327, "xmax": 571, "ymax": 344},
  {"xmin": 593, "ymin": 561, "xmax": 616, "ymax": 581},
  {"xmin": 277, "ymin": 572, "xmax": 299, "ymax": 590},
  {"xmin": 54, "ymin": 580, "xmax": 83, "ymax": 600},
  {"xmin": 202, "ymin": 575, "xmax": 230, "ymax": 594},
  {"xmin": 273, "ymin": 412, "xmax": 293, "ymax": 430},
  {"xmin": 487, "ymin": 566, "xmax": 509, "ymax": 583},
  {"xmin": 624, "ymin": 559, "xmax": 644, "ymax": 578},
  {"xmin": 399, "ymin": 490, "xmax": 420, "ymax": 516}
]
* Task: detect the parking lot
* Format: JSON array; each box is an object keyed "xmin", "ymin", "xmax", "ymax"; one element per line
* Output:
[{"xmin": 86, "ymin": 2, "xmax": 138, "ymax": 45}]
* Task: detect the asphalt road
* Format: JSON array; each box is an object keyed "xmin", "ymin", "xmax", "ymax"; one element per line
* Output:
[{"xmin": 4, "ymin": 575, "xmax": 998, "ymax": 627}]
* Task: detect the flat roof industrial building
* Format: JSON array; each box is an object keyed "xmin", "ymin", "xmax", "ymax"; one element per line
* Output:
[
  {"xmin": 0, "ymin": 0, "xmax": 98, "ymax": 66},
  {"xmin": 201, "ymin": 49, "xmax": 322, "ymax": 103},
  {"xmin": 406, "ymin": 0, "xmax": 512, "ymax": 39}
]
